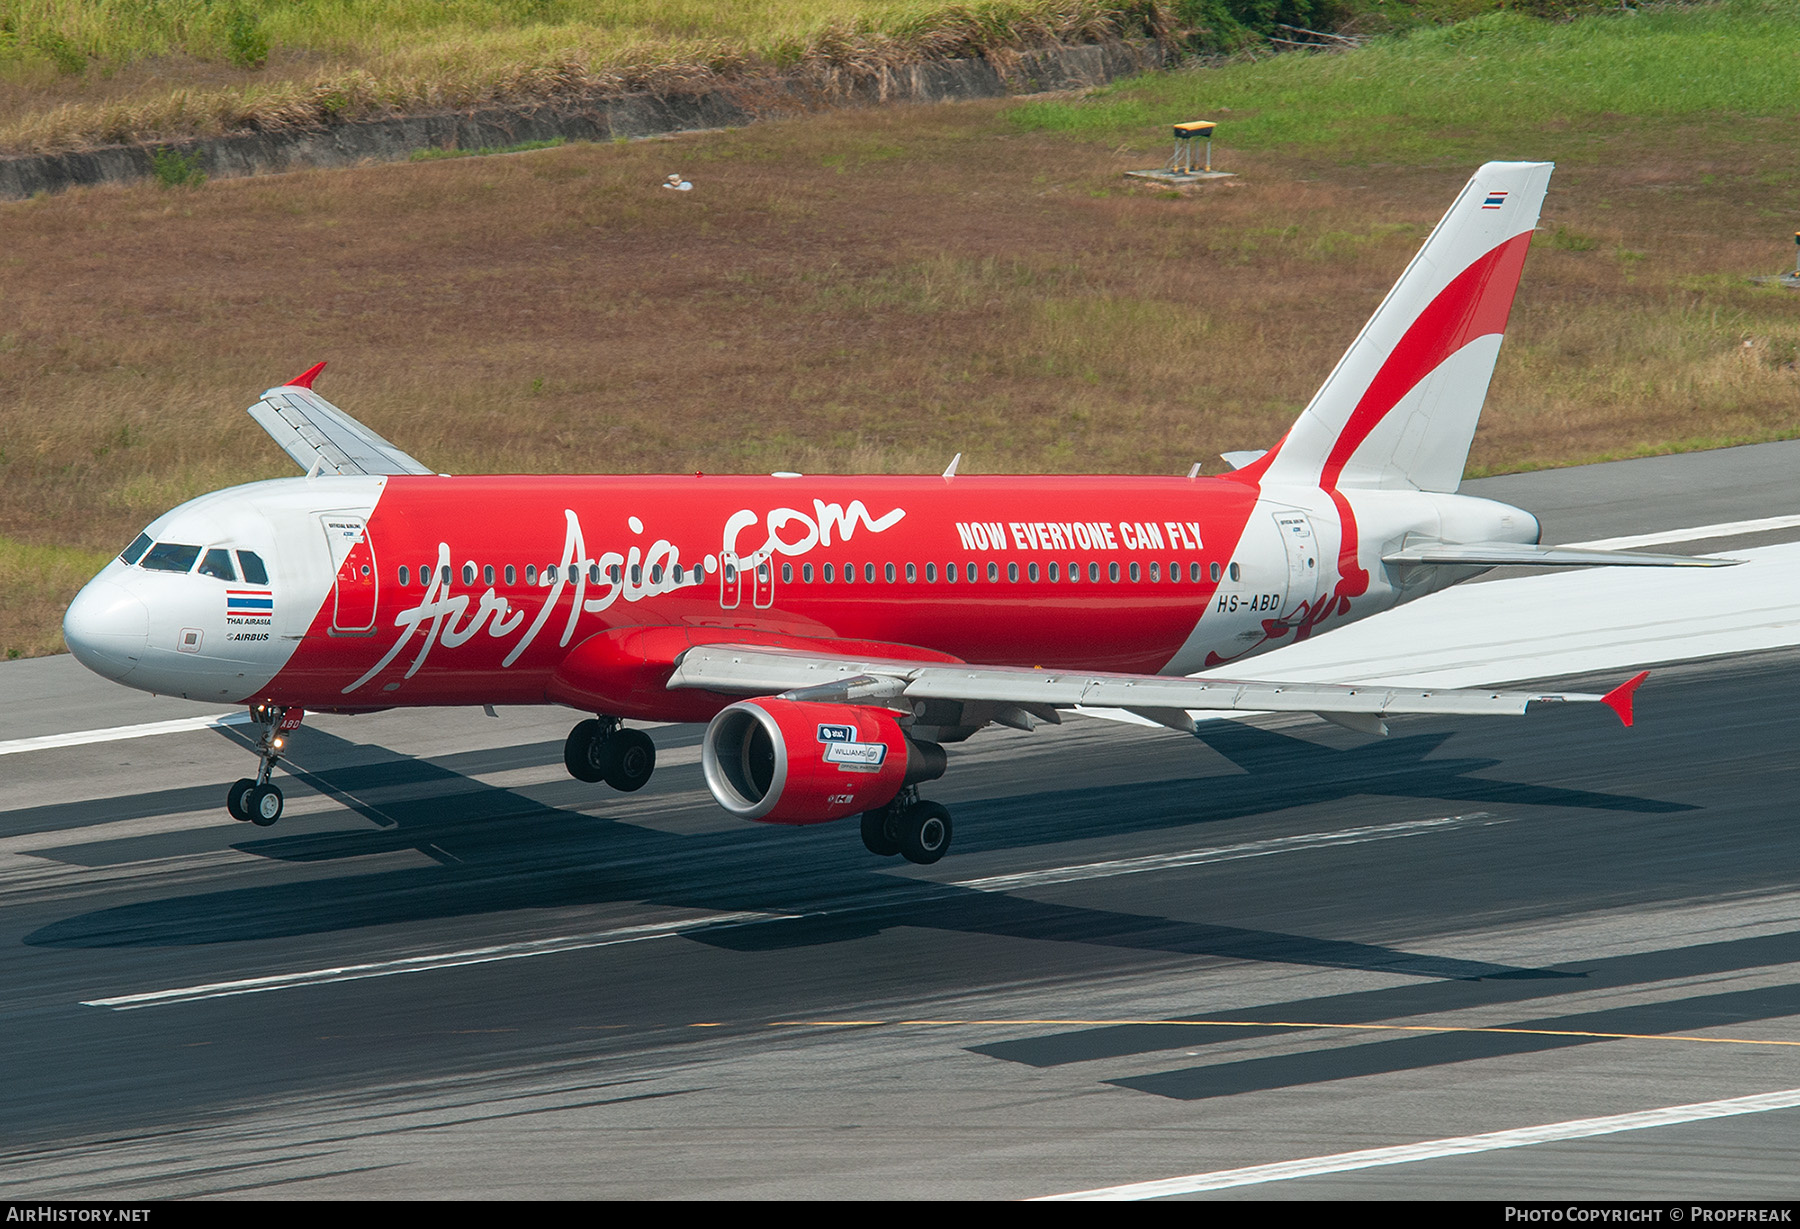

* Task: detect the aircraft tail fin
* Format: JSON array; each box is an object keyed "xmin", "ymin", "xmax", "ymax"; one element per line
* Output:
[{"xmin": 1242, "ymin": 161, "xmax": 1552, "ymax": 494}]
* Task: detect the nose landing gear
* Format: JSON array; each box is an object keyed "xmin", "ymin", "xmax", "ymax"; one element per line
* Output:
[
  {"xmin": 563, "ymin": 717, "xmax": 657, "ymax": 792},
  {"xmin": 225, "ymin": 703, "xmax": 293, "ymax": 826}
]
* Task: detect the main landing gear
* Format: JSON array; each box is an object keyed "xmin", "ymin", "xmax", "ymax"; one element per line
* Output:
[
  {"xmin": 564, "ymin": 716, "xmax": 657, "ymax": 792},
  {"xmin": 861, "ymin": 788, "xmax": 953, "ymax": 865},
  {"xmin": 226, "ymin": 703, "xmax": 291, "ymax": 827}
]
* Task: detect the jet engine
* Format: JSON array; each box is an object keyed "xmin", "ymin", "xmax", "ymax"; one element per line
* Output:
[{"xmin": 701, "ymin": 698, "xmax": 946, "ymax": 824}]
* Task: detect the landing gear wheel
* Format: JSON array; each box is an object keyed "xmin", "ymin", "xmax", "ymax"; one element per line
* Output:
[
  {"xmin": 603, "ymin": 728, "xmax": 656, "ymax": 793},
  {"xmin": 226, "ymin": 777, "xmax": 257, "ymax": 822},
  {"xmin": 563, "ymin": 719, "xmax": 608, "ymax": 783},
  {"xmin": 861, "ymin": 809, "xmax": 901, "ymax": 857},
  {"xmin": 246, "ymin": 783, "xmax": 284, "ymax": 827},
  {"xmin": 895, "ymin": 802, "xmax": 952, "ymax": 865}
]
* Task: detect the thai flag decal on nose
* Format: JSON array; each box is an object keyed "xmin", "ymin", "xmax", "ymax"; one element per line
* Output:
[
  {"xmin": 227, "ymin": 590, "xmax": 274, "ymax": 618},
  {"xmin": 1481, "ymin": 191, "xmax": 1509, "ymax": 210}
]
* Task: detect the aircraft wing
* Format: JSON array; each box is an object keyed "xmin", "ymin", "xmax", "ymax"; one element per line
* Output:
[
  {"xmin": 1382, "ymin": 541, "xmax": 1735, "ymax": 568},
  {"xmin": 666, "ymin": 644, "xmax": 1647, "ymax": 732},
  {"xmin": 247, "ymin": 367, "xmax": 434, "ymax": 478}
]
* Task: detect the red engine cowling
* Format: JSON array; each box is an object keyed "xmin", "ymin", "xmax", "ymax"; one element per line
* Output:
[{"xmin": 701, "ymin": 699, "xmax": 944, "ymax": 825}]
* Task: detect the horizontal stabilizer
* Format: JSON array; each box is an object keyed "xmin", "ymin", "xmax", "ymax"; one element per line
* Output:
[
  {"xmin": 248, "ymin": 377, "xmax": 434, "ymax": 478},
  {"xmin": 1382, "ymin": 541, "xmax": 1739, "ymax": 569}
]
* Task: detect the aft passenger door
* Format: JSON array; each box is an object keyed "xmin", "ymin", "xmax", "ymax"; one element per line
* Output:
[
  {"xmin": 1273, "ymin": 510, "xmax": 1320, "ymax": 624},
  {"xmin": 320, "ymin": 515, "xmax": 378, "ymax": 634}
]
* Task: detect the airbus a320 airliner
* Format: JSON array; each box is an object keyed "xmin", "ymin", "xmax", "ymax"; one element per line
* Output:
[{"xmin": 63, "ymin": 162, "xmax": 1723, "ymax": 864}]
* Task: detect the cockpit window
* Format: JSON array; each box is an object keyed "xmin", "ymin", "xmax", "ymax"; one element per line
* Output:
[
  {"xmin": 238, "ymin": 551, "xmax": 269, "ymax": 585},
  {"xmin": 198, "ymin": 548, "xmax": 237, "ymax": 581},
  {"xmin": 119, "ymin": 533, "xmax": 152, "ymax": 565},
  {"xmin": 141, "ymin": 542, "xmax": 201, "ymax": 573}
]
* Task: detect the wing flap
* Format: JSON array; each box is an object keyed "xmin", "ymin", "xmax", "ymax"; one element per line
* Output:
[
  {"xmin": 1383, "ymin": 541, "xmax": 1736, "ymax": 568},
  {"xmin": 248, "ymin": 384, "xmax": 434, "ymax": 478},
  {"xmin": 669, "ymin": 645, "xmax": 1622, "ymax": 723}
]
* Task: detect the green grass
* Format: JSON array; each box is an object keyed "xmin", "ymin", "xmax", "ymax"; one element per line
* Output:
[
  {"xmin": 410, "ymin": 137, "xmax": 566, "ymax": 161},
  {"xmin": 1012, "ymin": 0, "xmax": 1800, "ymax": 160},
  {"xmin": 0, "ymin": 536, "xmax": 111, "ymax": 659}
]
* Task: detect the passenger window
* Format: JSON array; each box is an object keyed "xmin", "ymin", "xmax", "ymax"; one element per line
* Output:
[
  {"xmin": 485, "ymin": 565, "xmax": 496, "ymax": 586},
  {"xmin": 844, "ymin": 563, "xmax": 855, "ymax": 584},
  {"xmin": 398, "ymin": 565, "xmax": 410, "ymax": 586},
  {"xmin": 925, "ymin": 563, "xmax": 937, "ymax": 582},
  {"xmin": 1110, "ymin": 562, "xmax": 1121, "ymax": 582},
  {"xmin": 1049, "ymin": 562, "xmax": 1060, "ymax": 582},
  {"xmin": 1208, "ymin": 562, "xmax": 1220, "ymax": 582},
  {"xmin": 1149, "ymin": 562, "xmax": 1160, "ymax": 582},
  {"xmin": 865, "ymin": 563, "xmax": 876, "ymax": 583},
  {"xmin": 526, "ymin": 565, "xmax": 538, "ymax": 585},
  {"xmin": 782, "ymin": 563, "xmax": 793, "ymax": 583},
  {"xmin": 1068, "ymin": 561, "xmax": 1079, "ymax": 584},
  {"xmin": 462, "ymin": 563, "xmax": 476, "ymax": 585},
  {"xmin": 1008, "ymin": 562, "xmax": 1019, "ymax": 582},
  {"xmin": 803, "ymin": 563, "xmax": 814, "ymax": 583},
  {"xmin": 884, "ymin": 562, "xmax": 895, "ymax": 583},
  {"xmin": 507, "ymin": 565, "xmax": 518, "ymax": 585},
  {"xmin": 141, "ymin": 543, "xmax": 201, "ymax": 573},
  {"xmin": 198, "ymin": 548, "xmax": 236, "ymax": 581},
  {"xmin": 441, "ymin": 565, "xmax": 452, "ymax": 586},
  {"xmin": 631, "ymin": 564, "xmax": 643, "ymax": 584},
  {"xmin": 945, "ymin": 563, "xmax": 955, "ymax": 583},
  {"xmin": 966, "ymin": 563, "xmax": 977, "ymax": 583},
  {"xmin": 1089, "ymin": 562, "xmax": 1100, "ymax": 582},
  {"xmin": 1129, "ymin": 562, "xmax": 1140, "ymax": 582},
  {"xmin": 987, "ymin": 562, "xmax": 999, "ymax": 582},
  {"xmin": 120, "ymin": 533, "xmax": 152, "ymax": 565},
  {"xmin": 905, "ymin": 562, "xmax": 916, "ymax": 583},
  {"xmin": 608, "ymin": 565, "xmax": 620, "ymax": 584},
  {"xmin": 823, "ymin": 563, "xmax": 834, "ymax": 582},
  {"xmin": 1028, "ymin": 562, "xmax": 1038, "ymax": 582},
  {"xmin": 1229, "ymin": 562, "xmax": 1241, "ymax": 581}
]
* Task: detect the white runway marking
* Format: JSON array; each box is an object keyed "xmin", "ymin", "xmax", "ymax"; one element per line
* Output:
[
  {"xmin": 83, "ymin": 910, "xmax": 786, "ymax": 1010},
  {"xmin": 0, "ymin": 711, "xmax": 251, "ymax": 756},
  {"xmin": 1566, "ymin": 514, "xmax": 1800, "ymax": 551},
  {"xmin": 951, "ymin": 813, "xmax": 1498, "ymax": 894},
  {"xmin": 1038, "ymin": 1087, "xmax": 1800, "ymax": 1199}
]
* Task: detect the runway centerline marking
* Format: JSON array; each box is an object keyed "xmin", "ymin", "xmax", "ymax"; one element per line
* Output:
[
  {"xmin": 81, "ymin": 812, "xmax": 1504, "ymax": 1009},
  {"xmin": 1036, "ymin": 1087, "xmax": 1800, "ymax": 1200},
  {"xmin": 761, "ymin": 1018, "xmax": 1800, "ymax": 1049},
  {"xmin": 0, "ymin": 711, "xmax": 251, "ymax": 757},
  {"xmin": 946, "ymin": 813, "xmax": 1501, "ymax": 893},
  {"xmin": 1565, "ymin": 514, "xmax": 1800, "ymax": 551},
  {"xmin": 82, "ymin": 910, "xmax": 787, "ymax": 1010}
]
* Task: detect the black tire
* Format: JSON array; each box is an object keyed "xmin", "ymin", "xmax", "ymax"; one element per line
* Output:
[
  {"xmin": 603, "ymin": 728, "xmax": 656, "ymax": 792},
  {"xmin": 563, "ymin": 719, "xmax": 607, "ymax": 783},
  {"xmin": 896, "ymin": 802, "xmax": 952, "ymax": 865},
  {"xmin": 861, "ymin": 808, "xmax": 901, "ymax": 857},
  {"xmin": 247, "ymin": 783, "xmax": 284, "ymax": 827},
  {"xmin": 226, "ymin": 777, "xmax": 257, "ymax": 821}
]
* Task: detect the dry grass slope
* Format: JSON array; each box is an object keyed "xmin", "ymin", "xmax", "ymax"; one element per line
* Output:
[{"xmin": 3, "ymin": 4, "xmax": 1797, "ymax": 657}]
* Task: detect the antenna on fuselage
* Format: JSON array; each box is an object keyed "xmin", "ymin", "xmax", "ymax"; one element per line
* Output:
[
  {"xmin": 1186, "ymin": 462, "xmax": 1202, "ymax": 480},
  {"xmin": 942, "ymin": 453, "xmax": 962, "ymax": 481}
]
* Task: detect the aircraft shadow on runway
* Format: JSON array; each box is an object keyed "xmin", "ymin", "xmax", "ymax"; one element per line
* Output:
[
  {"xmin": 22, "ymin": 718, "xmax": 1698, "ymax": 991},
  {"xmin": 973, "ymin": 928, "xmax": 1800, "ymax": 1102}
]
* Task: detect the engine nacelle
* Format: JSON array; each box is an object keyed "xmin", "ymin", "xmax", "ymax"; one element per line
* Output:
[{"xmin": 701, "ymin": 698, "xmax": 946, "ymax": 825}]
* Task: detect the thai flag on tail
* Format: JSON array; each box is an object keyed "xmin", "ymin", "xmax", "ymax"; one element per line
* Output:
[
  {"xmin": 1481, "ymin": 191, "xmax": 1509, "ymax": 210},
  {"xmin": 227, "ymin": 590, "xmax": 274, "ymax": 618}
]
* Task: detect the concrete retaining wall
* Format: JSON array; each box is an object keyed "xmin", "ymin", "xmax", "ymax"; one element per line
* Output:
[{"xmin": 0, "ymin": 40, "xmax": 1166, "ymax": 200}]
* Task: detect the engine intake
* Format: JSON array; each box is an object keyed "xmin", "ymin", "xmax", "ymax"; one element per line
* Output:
[{"xmin": 702, "ymin": 698, "xmax": 946, "ymax": 825}]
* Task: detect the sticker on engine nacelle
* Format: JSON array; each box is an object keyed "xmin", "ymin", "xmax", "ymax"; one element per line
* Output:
[{"xmin": 818, "ymin": 724, "xmax": 887, "ymax": 770}]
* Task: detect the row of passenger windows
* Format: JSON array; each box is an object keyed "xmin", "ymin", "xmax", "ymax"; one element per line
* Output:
[
  {"xmin": 119, "ymin": 534, "xmax": 270, "ymax": 584},
  {"xmin": 395, "ymin": 558, "xmax": 1242, "ymax": 588}
]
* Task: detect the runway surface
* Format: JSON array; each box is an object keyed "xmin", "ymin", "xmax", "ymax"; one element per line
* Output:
[{"xmin": 3, "ymin": 444, "xmax": 1800, "ymax": 1199}]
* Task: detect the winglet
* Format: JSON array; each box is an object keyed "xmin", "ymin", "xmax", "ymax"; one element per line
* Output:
[
  {"xmin": 286, "ymin": 361, "xmax": 328, "ymax": 390},
  {"xmin": 1600, "ymin": 670, "xmax": 1649, "ymax": 728}
]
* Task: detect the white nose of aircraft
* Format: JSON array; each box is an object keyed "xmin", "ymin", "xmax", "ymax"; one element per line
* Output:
[{"xmin": 63, "ymin": 578, "xmax": 149, "ymax": 681}]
